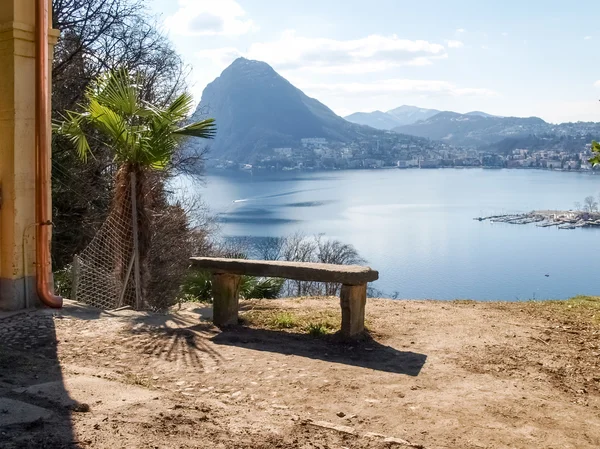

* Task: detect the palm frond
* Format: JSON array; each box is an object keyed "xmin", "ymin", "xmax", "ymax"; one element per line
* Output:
[
  {"xmin": 87, "ymin": 99, "xmax": 137, "ymax": 159},
  {"xmin": 142, "ymin": 126, "xmax": 179, "ymax": 170},
  {"xmin": 53, "ymin": 112, "xmax": 92, "ymax": 161},
  {"xmin": 87, "ymin": 69, "xmax": 140, "ymax": 117},
  {"xmin": 173, "ymin": 119, "xmax": 217, "ymax": 139},
  {"xmin": 166, "ymin": 93, "xmax": 195, "ymax": 122}
]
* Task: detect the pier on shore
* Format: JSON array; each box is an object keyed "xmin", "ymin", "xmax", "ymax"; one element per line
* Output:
[{"xmin": 475, "ymin": 210, "xmax": 600, "ymax": 229}]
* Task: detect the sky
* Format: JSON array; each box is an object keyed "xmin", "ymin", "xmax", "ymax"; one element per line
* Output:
[{"xmin": 149, "ymin": 0, "xmax": 600, "ymax": 123}]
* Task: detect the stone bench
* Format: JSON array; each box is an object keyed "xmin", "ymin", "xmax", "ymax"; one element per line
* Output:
[{"xmin": 190, "ymin": 257, "xmax": 379, "ymax": 338}]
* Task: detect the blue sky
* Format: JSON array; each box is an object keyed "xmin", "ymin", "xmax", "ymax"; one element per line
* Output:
[{"xmin": 149, "ymin": 0, "xmax": 600, "ymax": 123}]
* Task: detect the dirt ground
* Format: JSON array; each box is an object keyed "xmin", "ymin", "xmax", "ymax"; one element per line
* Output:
[{"xmin": 1, "ymin": 296, "xmax": 599, "ymax": 449}]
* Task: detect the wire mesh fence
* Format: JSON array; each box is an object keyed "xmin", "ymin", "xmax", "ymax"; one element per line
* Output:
[{"xmin": 71, "ymin": 173, "xmax": 141, "ymax": 310}]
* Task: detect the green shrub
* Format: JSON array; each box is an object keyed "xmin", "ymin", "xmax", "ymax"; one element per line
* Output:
[
  {"xmin": 306, "ymin": 322, "xmax": 331, "ymax": 337},
  {"xmin": 178, "ymin": 270, "xmax": 284, "ymax": 304},
  {"xmin": 54, "ymin": 265, "xmax": 73, "ymax": 298},
  {"xmin": 270, "ymin": 312, "xmax": 297, "ymax": 329},
  {"xmin": 179, "ymin": 270, "xmax": 213, "ymax": 303},
  {"xmin": 241, "ymin": 276, "xmax": 284, "ymax": 299}
]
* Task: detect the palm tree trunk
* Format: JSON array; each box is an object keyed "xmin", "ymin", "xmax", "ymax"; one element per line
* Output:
[{"xmin": 113, "ymin": 162, "xmax": 150, "ymax": 307}]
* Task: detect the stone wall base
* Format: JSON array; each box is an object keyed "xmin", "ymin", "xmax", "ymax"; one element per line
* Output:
[{"xmin": 0, "ymin": 276, "xmax": 39, "ymax": 311}]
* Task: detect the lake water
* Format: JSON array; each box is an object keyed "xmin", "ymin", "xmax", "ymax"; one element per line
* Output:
[{"xmin": 173, "ymin": 169, "xmax": 600, "ymax": 301}]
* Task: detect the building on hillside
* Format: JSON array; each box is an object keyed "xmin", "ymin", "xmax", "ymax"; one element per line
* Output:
[
  {"xmin": 397, "ymin": 159, "xmax": 419, "ymax": 169},
  {"xmin": 273, "ymin": 147, "xmax": 293, "ymax": 157},
  {"xmin": 420, "ymin": 159, "xmax": 441, "ymax": 169},
  {"xmin": 301, "ymin": 137, "xmax": 328, "ymax": 148},
  {"xmin": 363, "ymin": 158, "xmax": 384, "ymax": 168}
]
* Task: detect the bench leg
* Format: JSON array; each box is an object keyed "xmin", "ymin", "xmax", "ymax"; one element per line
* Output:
[
  {"xmin": 340, "ymin": 283, "xmax": 367, "ymax": 338},
  {"xmin": 212, "ymin": 273, "xmax": 241, "ymax": 326}
]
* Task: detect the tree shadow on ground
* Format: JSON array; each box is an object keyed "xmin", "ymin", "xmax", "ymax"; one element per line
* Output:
[
  {"xmin": 124, "ymin": 317, "xmax": 224, "ymax": 370},
  {"xmin": 211, "ymin": 326, "xmax": 427, "ymax": 376},
  {"xmin": 0, "ymin": 310, "xmax": 78, "ymax": 448}
]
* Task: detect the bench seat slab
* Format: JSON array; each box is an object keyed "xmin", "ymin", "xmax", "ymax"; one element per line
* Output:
[{"xmin": 191, "ymin": 257, "xmax": 378, "ymax": 285}]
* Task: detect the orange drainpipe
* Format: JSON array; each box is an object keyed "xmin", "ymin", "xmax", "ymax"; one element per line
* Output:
[{"xmin": 35, "ymin": 0, "xmax": 62, "ymax": 308}]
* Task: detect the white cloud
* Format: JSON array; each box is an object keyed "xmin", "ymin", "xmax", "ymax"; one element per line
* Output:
[
  {"xmin": 585, "ymin": 36, "xmax": 592, "ymax": 40},
  {"xmin": 196, "ymin": 30, "xmax": 447, "ymax": 74},
  {"xmin": 456, "ymin": 28, "xmax": 466, "ymax": 33},
  {"xmin": 594, "ymin": 80, "xmax": 600, "ymax": 88},
  {"xmin": 446, "ymin": 40, "xmax": 464, "ymax": 48},
  {"xmin": 300, "ymin": 79, "xmax": 499, "ymax": 98},
  {"xmin": 165, "ymin": 0, "xmax": 258, "ymax": 36},
  {"xmin": 196, "ymin": 47, "xmax": 243, "ymax": 65}
]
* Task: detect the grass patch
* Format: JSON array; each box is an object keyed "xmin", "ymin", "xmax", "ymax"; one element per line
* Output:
[
  {"xmin": 305, "ymin": 322, "xmax": 334, "ymax": 337},
  {"xmin": 452, "ymin": 299, "xmax": 477, "ymax": 305},
  {"xmin": 269, "ymin": 312, "xmax": 298, "ymax": 329},
  {"xmin": 242, "ymin": 307, "xmax": 341, "ymax": 336},
  {"xmin": 524, "ymin": 295, "xmax": 600, "ymax": 326}
]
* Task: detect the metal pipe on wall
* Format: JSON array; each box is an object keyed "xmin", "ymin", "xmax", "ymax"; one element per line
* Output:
[{"xmin": 35, "ymin": 0, "xmax": 62, "ymax": 308}]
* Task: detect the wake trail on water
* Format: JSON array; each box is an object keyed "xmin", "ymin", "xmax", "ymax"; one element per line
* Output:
[
  {"xmin": 230, "ymin": 188, "xmax": 318, "ymax": 206},
  {"xmin": 219, "ymin": 186, "xmax": 332, "ymax": 217}
]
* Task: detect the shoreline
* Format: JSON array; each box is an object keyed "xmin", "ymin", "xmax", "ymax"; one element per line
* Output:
[{"xmin": 204, "ymin": 165, "xmax": 600, "ymax": 177}]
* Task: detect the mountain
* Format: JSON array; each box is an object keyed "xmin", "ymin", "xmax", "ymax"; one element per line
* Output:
[
  {"xmin": 188, "ymin": 58, "xmax": 373, "ymax": 162},
  {"xmin": 386, "ymin": 105, "xmax": 441, "ymax": 126},
  {"xmin": 344, "ymin": 105, "xmax": 440, "ymax": 130},
  {"xmin": 344, "ymin": 110, "xmax": 401, "ymax": 130},
  {"xmin": 393, "ymin": 111, "xmax": 549, "ymax": 147},
  {"xmin": 465, "ymin": 111, "xmax": 498, "ymax": 118}
]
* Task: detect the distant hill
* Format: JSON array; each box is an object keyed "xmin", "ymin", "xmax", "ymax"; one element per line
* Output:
[
  {"xmin": 188, "ymin": 58, "xmax": 376, "ymax": 162},
  {"xmin": 344, "ymin": 105, "xmax": 440, "ymax": 130},
  {"xmin": 343, "ymin": 106, "xmax": 503, "ymax": 131},
  {"xmin": 393, "ymin": 111, "xmax": 549, "ymax": 147},
  {"xmin": 386, "ymin": 105, "xmax": 442, "ymax": 126},
  {"xmin": 465, "ymin": 111, "xmax": 499, "ymax": 118},
  {"xmin": 344, "ymin": 110, "xmax": 401, "ymax": 130}
]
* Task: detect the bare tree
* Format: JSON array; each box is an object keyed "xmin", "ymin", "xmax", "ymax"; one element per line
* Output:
[
  {"xmin": 282, "ymin": 232, "xmax": 317, "ymax": 263},
  {"xmin": 314, "ymin": 234, "xmax": 365, "ymax": 296},
  {"xmin": 53, "ymin": 0, "xmax": 188, "ymax": 110},
  {"xmin": 253, "ymin": 233, "xmax": 366, "ymax": 298},
  {"xmin": 281, "ymin": 232, "xmax": 317, "ymax": 296},
  {"xmin": 253, "ymin": 237, "xmax": 287, "ymax": 261},
  {"xmin": 574, "ymin": 201, "xmax": 582, "ymax": 211},
  {"xmin": 584, "ymin": 196, "xmax": 598, "ymax": 213}
]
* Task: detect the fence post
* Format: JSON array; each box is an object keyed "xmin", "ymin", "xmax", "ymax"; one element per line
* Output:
[
  {"xmin": 130, "ymin": 171, "xmax": 143, "ymax": 310},
  {"xmin": 71, "ymin": 255, "xmax": 80, "ymax": 301},
  {"xmin": 116, "ymin": 253, "xmax": 135, "ymax": 308}
]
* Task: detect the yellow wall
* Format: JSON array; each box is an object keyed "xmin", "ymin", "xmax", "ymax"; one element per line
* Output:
[{"xmin": 0, "ymin": 0, "xmax": 56, "ymax": 309}]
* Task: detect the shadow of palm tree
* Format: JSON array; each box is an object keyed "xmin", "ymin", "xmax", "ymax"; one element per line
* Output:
[
  {"xmin": 125, "ymin": 324, "xmax": 224, "ymax": 370},
  {"xmin": 125, "ymin": 310, "xmax": 224, "ymax": 370}
]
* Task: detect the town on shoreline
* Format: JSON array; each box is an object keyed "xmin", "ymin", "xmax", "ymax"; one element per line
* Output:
[{"xmin": 206, "ymin": 137, "xmax": 597, "ymax": 173}]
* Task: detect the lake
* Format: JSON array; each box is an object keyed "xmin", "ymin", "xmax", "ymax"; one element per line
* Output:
[{"xmin": 173, "ymin": 169, "xmax": 600, "ymax": 301}]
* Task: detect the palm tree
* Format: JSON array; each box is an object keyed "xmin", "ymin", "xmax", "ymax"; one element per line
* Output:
[{"xmin": 54, "ymin": 69, "xmax": 215, "ymax": 305}]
